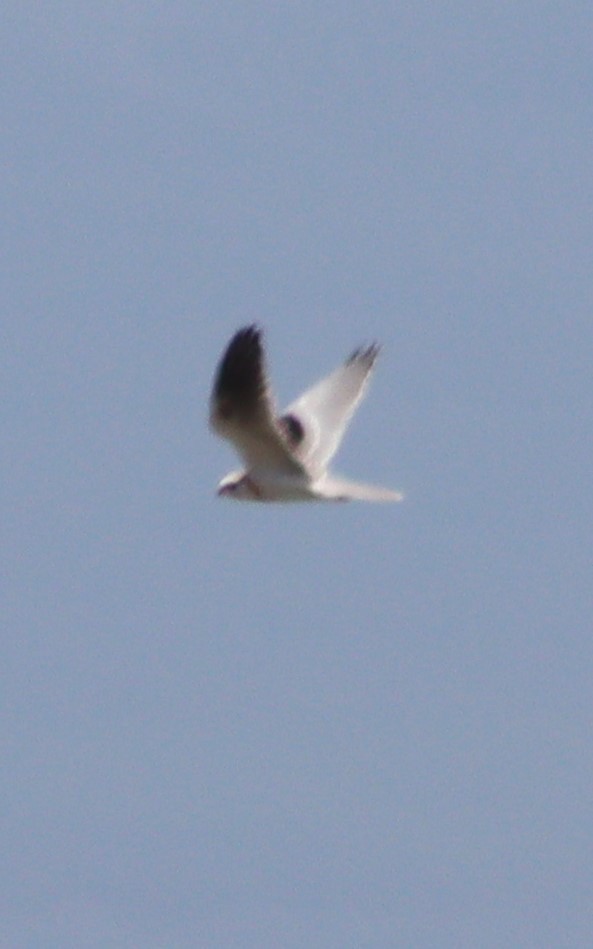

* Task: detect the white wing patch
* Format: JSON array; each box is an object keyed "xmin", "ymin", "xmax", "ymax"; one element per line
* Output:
[{"xmin": 284, "ymin": 345, "xmax": 380, "ymax": 476}]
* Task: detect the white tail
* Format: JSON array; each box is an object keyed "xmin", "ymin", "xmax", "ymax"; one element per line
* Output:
[{"xmin": 316, "ymin": 475, "xmax": 404, "ymax": 503}]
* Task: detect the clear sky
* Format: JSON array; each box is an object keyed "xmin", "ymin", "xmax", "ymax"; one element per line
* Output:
[{"xmin": 4, "ymin": 3, "xmax": 592, "ymax": 946}]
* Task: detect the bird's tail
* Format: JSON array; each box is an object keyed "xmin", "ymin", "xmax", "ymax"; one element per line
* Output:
[{"xmin": 316, "ymin": 475, "xmax": 404, "ymax": 503}]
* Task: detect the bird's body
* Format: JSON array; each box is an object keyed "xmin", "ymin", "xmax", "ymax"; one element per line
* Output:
[{"xmin": 209, "ymin": 325, "xmax": 403, "ymax": 504}]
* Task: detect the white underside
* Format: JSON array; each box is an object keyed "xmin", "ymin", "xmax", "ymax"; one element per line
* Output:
[{"xmin": 222, "ymin": 470, "xmax": 403, "ymax": 503}]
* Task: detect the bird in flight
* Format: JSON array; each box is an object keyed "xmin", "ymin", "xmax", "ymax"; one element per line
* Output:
[{"xmin": 209, "ymin": 325, "xmax": 403, "ymax": 503}]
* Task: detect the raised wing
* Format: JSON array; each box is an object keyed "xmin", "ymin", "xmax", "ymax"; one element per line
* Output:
[
  {"xmin": 210, "ymin": 325, "xmax": 305, "ymax": 475},
  {"xmin": 283, "ymin": 344, "xmax": 381, "ymax": 475}
]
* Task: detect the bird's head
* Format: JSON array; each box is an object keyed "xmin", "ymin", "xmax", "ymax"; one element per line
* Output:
[{"xmin": 216, "ymin": 471, "xmax": 259, "ymax": 500}]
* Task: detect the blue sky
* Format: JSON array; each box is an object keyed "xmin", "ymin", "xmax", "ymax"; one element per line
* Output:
[{"xmin": 3, "ymin": 3, "xmax": 593, "ymax": 946}]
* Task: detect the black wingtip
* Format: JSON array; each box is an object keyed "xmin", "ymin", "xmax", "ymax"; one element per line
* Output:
[
  {"xmin": 347, "ymin": 342, "xmax": 381, "ymax": 365},
  {"xmin": 212, "ymin": 324, "xmax": 267, "ymax": 417},
  {"xmin": 221, "ymin": 324, "xmax": 262, "ymax": 356},
  {"xmin": 235, "ymin": 323, "xmax": 261, "ymax": 342}
]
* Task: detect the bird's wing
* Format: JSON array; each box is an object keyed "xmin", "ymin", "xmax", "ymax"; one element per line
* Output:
[
  {"xmin": 282, "ymin": 344, "xmax": 381, "ymax": 475},
  {"xmin": 210, "ymin": 325, "xmax": 306, "ymax": 476}
]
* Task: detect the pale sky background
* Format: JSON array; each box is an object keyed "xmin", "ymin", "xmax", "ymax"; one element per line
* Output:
[{"xmin": 3, "ymin": 3, "xmax": 593, "ymax": 947}]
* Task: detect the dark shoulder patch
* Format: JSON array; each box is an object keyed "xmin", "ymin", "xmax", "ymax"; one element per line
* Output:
[{"xmin": 279, "ymin": 412, "xmax": 305, "ymax": 446}]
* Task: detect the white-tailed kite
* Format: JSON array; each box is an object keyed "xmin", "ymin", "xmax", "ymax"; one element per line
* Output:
[{"xmin": 209, "ymin": 325, "xmax": 403, "ymax": 503}]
